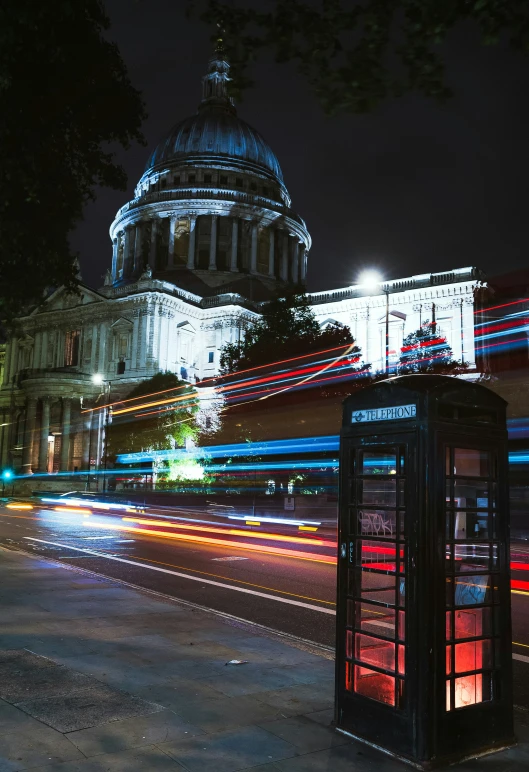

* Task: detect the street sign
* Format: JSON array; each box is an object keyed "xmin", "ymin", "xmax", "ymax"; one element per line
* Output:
[
  {"xmin": 284, "ymin": 496, "xmax": 295, "ymax": 511},
  {"xmin": 351, "ymin": 403, "xmax": 416, "ymax": 423}
]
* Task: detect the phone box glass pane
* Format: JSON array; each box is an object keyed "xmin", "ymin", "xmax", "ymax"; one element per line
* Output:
[
  {"xmin": 454, "ymin": 544, "xmax": 490, "ymax": 571},
  {"xmin": 361, "ymin": 571, "xmax": 396, "ymax": 605},
  {"xmin": 454, "ymin": 575, "xmax": 491, "ymax": 606},
  {"xmin": 454, "ymin": 480, "xmax": 488, "ymax": 508},
  {"xmin": 455, "ymin": 607, "xmax": 491, "ymax": 638},
  {"xmin": 354, "ymin": 666, "xmax": 395, "ymax": 706},
  {"xmin": 356, "ymin": 601, "xmax": 396, "ymax": 639},
  {"xmin": 453, "ymin": 511, "xmax": 489, "ymax": 540},
  {"xmin": 359, "ymin": 539, "xmax": 399, "ymax": 569},
  {"xmin": 362, "ymin": 451, "xmax": 397, "ymax": 476},
  {"xmin": 355, "ymin": 633, "xmax": 396, "ymax": 671},
  {"xmin": 455, "ymin": 639, "xmax": 492, "ymax": 673},
  {"xmin": 361, "ymin": 479, "xmax": 396, "ymax": 507},
  {"xmin": 358, "ymin": 510, "xmax": 397, "ymax": 538},
  {"xmin": 453, "ymin": 449, "xmax": 490, "ymax": 478}
]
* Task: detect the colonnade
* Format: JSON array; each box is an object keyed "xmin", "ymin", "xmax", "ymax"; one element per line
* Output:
[
  {"xmin": 19, "ymin": 396, "xmax": 97, "ymax": 475},
  {"xmin": 112, "ymin": 215, "xmax": 307, "ymax": 285}
]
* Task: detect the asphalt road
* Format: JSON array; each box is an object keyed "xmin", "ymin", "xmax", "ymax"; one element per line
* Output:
[{"xmin": 1, "ymin": 497, "xmax": 528, "ymax": 707}]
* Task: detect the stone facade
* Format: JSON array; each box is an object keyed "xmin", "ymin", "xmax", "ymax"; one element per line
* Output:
[{"xmin": 0, "ymin": 46, "xmax": 483, "ymax": 477}]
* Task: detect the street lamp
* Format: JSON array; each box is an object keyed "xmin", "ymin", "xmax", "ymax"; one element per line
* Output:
[
  {"xmin": 358, "ymin": 270, "xmax": 390, "ymax": 375},
  {"xmin": 2, "ymin": 469, "xmax": 13, "ymax": 496},
  {"xmin": 92, "ymin": 373, "xmax": 112, "ymax": 494}
]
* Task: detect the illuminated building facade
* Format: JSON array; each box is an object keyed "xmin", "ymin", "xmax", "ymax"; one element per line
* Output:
[{"xmin": 0, "ymin": 47, "xmax": 482, "ymax": 476}]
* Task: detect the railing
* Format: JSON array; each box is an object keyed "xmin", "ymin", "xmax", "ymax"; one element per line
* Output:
[
  {"xmin": 114, "ymin": 187, "xmax": 306, "ymax": 229},
  {"xmin": 308, "ymin": 267, "xmax": 483, "ymax": 306},
  {"xmin": 17, "ymin": 368, "xmax": 94, "ymax": 382}
]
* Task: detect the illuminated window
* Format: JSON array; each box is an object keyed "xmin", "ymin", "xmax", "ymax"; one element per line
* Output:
[
  {"xmin": 64, "ymin": 330, "xmax": 80, "ymax": 367},
  {"xmin": 345, "ymin": 446, "xmax": 407, "ymax": 709},
  {"xmin": 445, "ymin": 446, "xmax": 499, "ymax": 710}
]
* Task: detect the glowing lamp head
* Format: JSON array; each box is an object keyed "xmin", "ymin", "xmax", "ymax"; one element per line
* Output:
[
  {"xmin": 358, "ymin": 270, "xmax": 383, "ymax": 292},
  {"xmin": 2, "ymin": 469, "xmax": 13, "ymax": 480},
  {"xmin": 92, "ymin": 373, "xmax": 104, "ymax": 386}
]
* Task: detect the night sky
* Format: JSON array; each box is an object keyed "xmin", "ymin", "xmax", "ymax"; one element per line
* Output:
[{"xmin": 71, "ymin": 0, "xmax": 529, "ymax": 293}]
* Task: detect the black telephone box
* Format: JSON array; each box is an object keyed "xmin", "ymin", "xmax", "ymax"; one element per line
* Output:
[{"xmin": 335, "ymin": 375, "xmax": 514, "ymax": 767}]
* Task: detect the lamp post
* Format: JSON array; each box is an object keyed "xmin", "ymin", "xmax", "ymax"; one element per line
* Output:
[
  {"xmin": 92, "ymin": 374, "xmax": 112, "ymax": 495},
  {"xmin": 2, "ymin": 469, "xmax": 13, "ymax": 496},
  {"xmin": 358, "ymin": 270, "xmax": 390, "ymax": 375}
]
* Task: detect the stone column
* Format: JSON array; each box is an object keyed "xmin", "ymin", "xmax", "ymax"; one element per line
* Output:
[
  {"xmin": 123, "ymin": 227, "xmax": 131, "ymax": 277},
  {"xmin": 300, "ymin": 248, "xmax": 307, "ymax": 283},
  {"xmin": 81, "ymin": 409, "xmax": 92, "ymax": 471},
  {"xmin": 168, "ymin": 216, "xmax": 176, "ymax": 268},
  {"xmin": 281, "ymin": 232, "xmax": 289, "ymax": 281},
  {"xmin": 98, "ymin": 323, "xmax": 106, "ymax": 373},
  {"xmin": 268, "ymin": 230, "xmax": 275, "ymax": 277},
  {"xmin": 209, "ymin": 215, "xmax": 218, "ymax": 270},
  {"xmin": 250, "ymin": 223, "xmax": 258, "ymax": 273},
  {"xmin": 38, "ymin": 397, "xmax": 51, "ymax": 472},
  {"xmin": 230, "ymin": 218, "xmax": 239, "ymax": 272},
  {"xmin": 292, "ymin": 242, "xmax": 299, "ymax": 284},
  {"xmin": 111, "ymin": 238, "xmax": 118, "ymax": 280},
  {"xmin": 60, "ymin": 398, "xmax": 71, "ymax": 472},
  {"xmin": 133, "ymin": 224, "xmax": 142, "ymax": 273},
  {"xmin": 90, "ymin": 325, "xmax": 98, "ymax": 372},
  {"xmin": 187, "ymin": 216, "xmax": 197, "ymax": 269},
  {"xmin": 139, "ymin": 311, "xmax": 148, "ymax": 369},
  {"xmin": 149, "ymin": 218, "xmax": 158, "ymax": 269},
  {"xmin": 131, "ymin": 313, "xmax": 140, "ymax": 371},
  {"xmin": 40, "ymin": 331, "xmax": 48, "ymax": 369},
  {"xmin": 21, "ymin": 397, "xmax": 38, "ymax": 474}
]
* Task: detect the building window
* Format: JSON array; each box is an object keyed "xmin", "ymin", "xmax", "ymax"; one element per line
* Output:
[
  {"xmin": 236, "ymin": 177, "xmax": 243, "ymax": 187},
  {"xmin": 262, "ymin": 187, "xmax": 269, "ymax": 197},
  {"xmin": 220, "ymin": 175, "xmax": 228, "ymax": 184},
  {"xmin": 208, "ymin": 351, "xmax": 214, "ymax": 364},
  {"xmin": 117, "ymin": 360, "xmax": 126, "ymax": 375},
  {"xmin": 64, "ymin": 330, "xmax": 80, "ymax": 367},
  {"xmin": 250, "ymin": 183, "xmax": 257, "ymax": 192},
  {"xmin": 188, "ymin": 174, "xmax": 196, "ymax": 184},
  {"xmin": 161, "ymin": 178, "xmax": 166, "ymax": 188},
  {"xmin": 204, "ymin": 174, "xmax": 212, "ymax": 183},
  {"xmin": 173, "ymin": 175, "xmax": 180, "ymax": 185}
]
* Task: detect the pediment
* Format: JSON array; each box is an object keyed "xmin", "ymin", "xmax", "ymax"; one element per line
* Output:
[
  {"xmin": 110, "ymin": 317, "xmax": 133, "ymax": 330},
  {"xmin": 177, "ymin": 321, "xmax": 196, "ymax": 334},
  {"xmin": 33, "ymin": 284, "xmax": 104, "ymax": 314}
]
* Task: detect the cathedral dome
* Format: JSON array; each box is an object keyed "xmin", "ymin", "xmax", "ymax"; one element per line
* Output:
[{"xmin": 145, "ymin": 108, "xmax": 284, "ymax": 184}]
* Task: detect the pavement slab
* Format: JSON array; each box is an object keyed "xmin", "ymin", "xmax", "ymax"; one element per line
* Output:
[
  {"xmin": 159, "ymin": 725, "xmax": 298, "ymax": 772},
  {"xmin": 65, "ymin": 709, "xmax": 205, "ymax": 756},
  {"xmin": 16, "ymin": 681, "xmax": 162, "ymax": 733},
  {"xmin": 22, "ymin": 745, "xmax": 187, "ymax": 771}
]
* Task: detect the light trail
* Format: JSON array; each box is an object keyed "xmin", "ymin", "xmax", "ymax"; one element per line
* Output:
[{"xmin": 121, "ymin": 516, "xmax": 333, "ymax": 547}]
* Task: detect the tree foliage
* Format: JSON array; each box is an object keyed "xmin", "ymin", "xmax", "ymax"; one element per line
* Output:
[
  {"xmin": 0, "ymin": 1, "xmax": 146, "ymax": 329},
  {"xmin": 107, "ymin": 373, "xmax": 199, "ymax": 459},
  {"xmin": 189, "ymin": 0, "xmax": 529, "ymax": 113},
  {"xmin": 219, "ymin": 287, "xmax": 361, "ymax": 373},
  {"xmin": 397, "ymin": 320, "xmax": 466, "ymax": 374}
]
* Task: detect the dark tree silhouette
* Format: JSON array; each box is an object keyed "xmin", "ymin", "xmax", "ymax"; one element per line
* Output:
[
  {"xmin": 220, "ymin": 288, "xmax": 363, "ymax": 374},
  {"xmin": 0, "ymin": 1, "xmax": 146, "ymax": 329},
  {"xmin": 190, "ymin": 1, "xmax": 529, "ymax": 113}
]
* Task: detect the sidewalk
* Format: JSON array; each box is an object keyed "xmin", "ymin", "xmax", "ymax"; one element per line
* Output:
[{"xmin": 0, "ymin": 547, "xmax": 527, "ymax": 772}]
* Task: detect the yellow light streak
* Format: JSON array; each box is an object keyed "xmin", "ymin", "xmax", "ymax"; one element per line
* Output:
[
  {"xmin": 513, "ymin": 641, "xmax": 529, "ymax": 648},
  {"xmin": 245, "ymin": 520, "xmax": 260, "ymax": 526},
  {"xmin": 54, "ymin": 506, "xmax": 92, "ymax": 515},
  {"xmin": 5, "ymin": 503, "xmax": 33, "ymax": 510},
  {"xmin": 121, "ymin": 516, "xmax": 333, "ymax": 547},
  {"xmin": 85, "ymin": 519, "xmax": 336, "ymax": 564},
  {"xmin": 112, "ymin": 392, "xmax": 198, "ymax": 416},
  {"xmin": 299, "ymin": 526, "xmax": 318, "ymax": 532}
]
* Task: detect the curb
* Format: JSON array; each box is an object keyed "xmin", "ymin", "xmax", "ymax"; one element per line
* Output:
[{"xmin": 0, "ymin": 543, "xmax": 335, "ymax": 661}]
